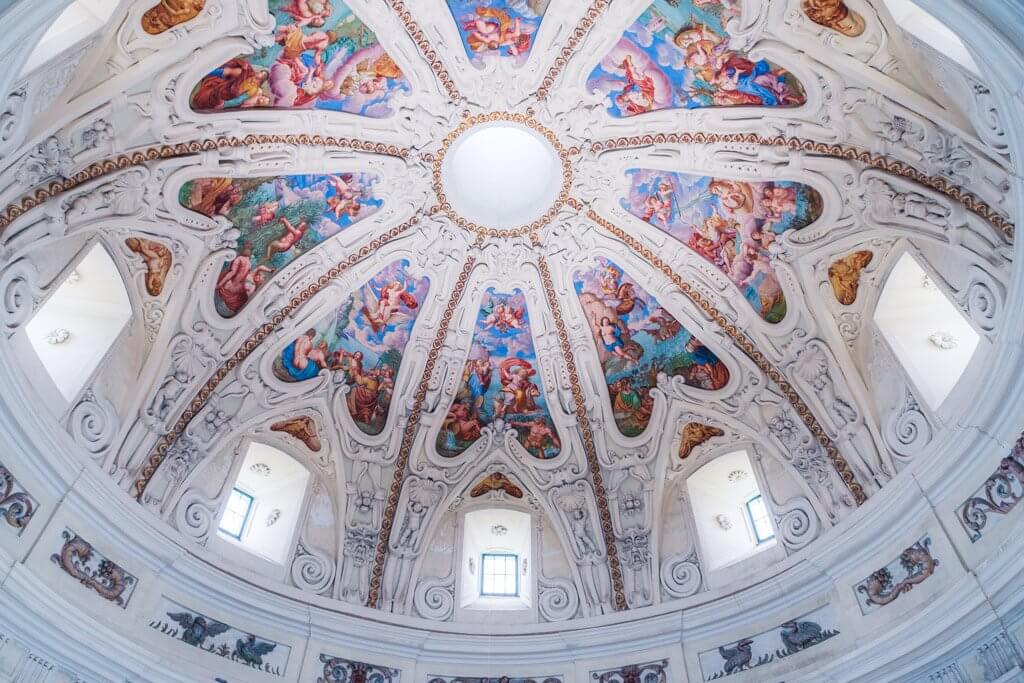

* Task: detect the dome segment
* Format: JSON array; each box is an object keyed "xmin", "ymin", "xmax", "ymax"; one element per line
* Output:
[{"xmin": 0, "ymin": 0, "xmax": 1019, "ymax": 681}]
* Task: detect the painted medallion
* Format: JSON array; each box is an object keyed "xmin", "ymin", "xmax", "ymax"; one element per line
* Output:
[
  {"xmin": 574, "ymin": 257, "xmax": 729, "ymax": 437},
  {"xmin": 621, "ymin": 170, "xmax": 823, "ymax": 323},
  {"xmin": 180, "ymin": 173, "xmax": 382, "ymax": 317},
  {"xmin": 446, "ymin": 0, "xmax": 550, "ymax": 66},
  {"xmin": 190, "ymin": 0, "xmax": 409, "ymax": 117},
  {"xmin": 586, "ymin": 0, "xmax": 805, "ymax": 117},
  {"xmin": 437, "ymin": 288, "xmax": 561, "ymax": 459},
  {"xmin": 273, "ymin": 259, "xmax": 430, "ymax": 435}
]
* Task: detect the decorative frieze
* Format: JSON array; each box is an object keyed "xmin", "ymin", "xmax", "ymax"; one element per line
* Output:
[
  {"xmin": 50, "ymin": 529, "xmax": 137, "ymax": 608},
  {"xmin": 958, "ymin": 434, "xmax": 1024, "ymax": 542},
  {"xmin": 698, "ymin": 605, "xmax": 839, "ymax": 680},
  {"xmin": 591, "ymin": 659, "xmax": 668, "ymax": 683},
  {"xmin": 317, "ymin": 653, "xmax": 399, "ymax": 683},
  {"xmin": 148, "ymin": 598, "xmax": 290, "ymax": 676},
  {"xmin": 0, "ymin": 462, "xmax": 36, "ymax": 535},
  {"xmin": 854, "ymin": 535, "xmax": 939, "ymax": 614},
  {"xmin": 426, "ymin": 677, "xmax": 562, "ymax": 683}
]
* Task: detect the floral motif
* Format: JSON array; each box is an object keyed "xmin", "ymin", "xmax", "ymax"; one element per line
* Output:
[
  {"xmin": 50, "ymin": 529, "xmax": 137, "ymax": 608},
  {"xmin": 958, "ymin": 434, "xmax": 1024, "ymax": 542},
  {"xmin": 853, "ymin": 535, "xmax": 939, "ymax": 614},
  {"xmin": 318, "ymin": 653, "xmax": 400, "ymax": 682},
  {"xmin": 0, "ymin": 463, "xmax": 36, "ymax": 535}
]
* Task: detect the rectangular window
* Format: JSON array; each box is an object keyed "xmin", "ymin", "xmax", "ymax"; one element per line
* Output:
[
  {"xmin": 745, "ymin": 495, "xmax": 775, "ymax": 544},
  {"xmin": 218, "ymin": 488, "xmax": 254, "ymax": 540},
  {"xmin": 480, "ymin": 553, "xmax": 519, "ymax": 597}
]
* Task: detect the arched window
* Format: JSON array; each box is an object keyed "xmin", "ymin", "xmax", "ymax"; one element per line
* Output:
[
  {"xmin": 687, "ymin": 450, "xmax": 776, "ymax": 570},
  {"xmin": 880, "ymin": 0, "xmax": 980, "ymax": 75},
  {"xmin": 216, "ymin": 442, "xmax": 310, "ymax": 565},
  {"xmin": 24, "ymin": 243, "xmax": 132, "ymax": 402},
  {"xmin": 873, "ymin": 252, "xmax": 980, "ymax": 410},
  {"xmin": 21, "ymin": 1, "xmax": 122, "ymax": 76},
  {"xmin": 458, "ymin": 508, "xmax": 533, "ymax": 611}
]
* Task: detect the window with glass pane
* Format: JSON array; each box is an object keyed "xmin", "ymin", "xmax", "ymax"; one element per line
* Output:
[
  {"xmin": 745, "ymin": 495, "xmax": 774, "ymax": 544},
  {"xmin": 480, "ymin": 553, "xmax": 519, "ymax": 597},
  {"xmin": 218, "ymin": 488, "xmax": 254, "ymax": 540}
]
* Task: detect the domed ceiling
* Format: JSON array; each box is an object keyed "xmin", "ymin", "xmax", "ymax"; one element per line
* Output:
[{"xmin": 0, "ymin": 0, "xmax": 1019, "ymax": 678}]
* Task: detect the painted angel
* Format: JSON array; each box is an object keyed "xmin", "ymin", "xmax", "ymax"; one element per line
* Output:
[{"xmin": 361, "ymin": 280, "xmax": 418, "ymax": 333}]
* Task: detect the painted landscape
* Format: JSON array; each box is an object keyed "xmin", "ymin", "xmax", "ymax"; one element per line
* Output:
[
  {"xmin": 180, "ymin": 173, "xmax": 382, "ymax": 317},
  {"xmin": 575, "ymin": 257, "xmax": 729, "ymax": 437}
]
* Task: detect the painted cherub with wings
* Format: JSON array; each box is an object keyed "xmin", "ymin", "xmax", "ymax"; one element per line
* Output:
[{"xmin": 361, "ymin": 278, "xmax": 418, "ymax": 333}]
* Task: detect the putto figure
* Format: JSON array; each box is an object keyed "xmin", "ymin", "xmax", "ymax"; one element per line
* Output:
[
  {"xmin": 620, "ymin": 170, "xmax": 823, "ymax": 323},
  {"xmin": 190, "ymin": 0, "xmax": 409, "ymax": 117},
  {"xmin": 575, "ymin": 257, "xmax": 729, "ymax": 437},
  {"xmin": 586, "ymin": 0, "xmax": 804, "ymax": 116},
  {"xmin": 447, "ymin": 0, "xmax": 550, "ymax": 66},
  {"xmin": 437, "ymin": 288, "xmax": 561, "ymax": 459},
  {"xmin": 179, "ymin": 173, "xmax": 383, "ymax": 317},
  {"xmin": 273, "ymin": 260, "xmax": 430, "ymax": 436}
]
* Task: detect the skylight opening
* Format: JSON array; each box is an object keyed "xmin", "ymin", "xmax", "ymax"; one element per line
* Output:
[
  {"xmin": 687, "ymin": 449, "xmax": 776, "ymax": 570},
  {"xmin": 21, "ymin": 0, "xmax": 121, "ymax": 77},
  {"xmin": 873, "ymin": 252, "xmax": 980, "ymax": 410},
  {"xmin": 24, "ymin": 243, "xmax": 132, "ymax": 402},
  {"xmin": 215, "ymin": 442, "xmax": 311, "ymax": 565},
  {"xmin": 881, "ymin": 0, "xmax": 980, "ymax": 75}
]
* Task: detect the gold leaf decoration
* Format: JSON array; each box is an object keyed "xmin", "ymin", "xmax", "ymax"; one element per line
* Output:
[
  {"xmin": 141, "ymin": 0, "xmax": 206, "ymax": 35},
  {"xmin": 678, "ymin": 422, "xmax": 725, "ymax": 460},
  {"xmin": 828, "ymin": 250, "xmax": 874, "ymax": 306},
  {"xmin": 802, "ymin": 0, "xmax": 866, "ymax": 37},
  {"xmin": 270, "ymin": 416, "xmax": 322, "ymax": 452},
  {"xmin": 469, "ymin": 472, "xmax": 524, "ymax": 499}
]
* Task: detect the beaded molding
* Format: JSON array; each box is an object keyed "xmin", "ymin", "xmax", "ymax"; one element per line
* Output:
[
  {"xmin": 430, "ymin": 111, "xmax": 575, "ymax": 239},
  {"xmin": 585, "ymin": 209, "xmax": 867, "ymax": 506},
  {"xmin": 536, "ymin": 0, "xmax": 611, "ymax": 100},
  {"xmin": 535, "ymin": 253, "xmax": 628, "ymax": 611},
  {"xmin": 385, "ymin": 0, "xmax": 462, "ymax": 102},
  {"xmin": 133, "ymin": 215, "xmax": 423, "ymax": 498},
  {"xmin": 366, "ymin": 253, "xmax": 478, "ymax": 609},
  {"xmin": 0, "ymin": 135, "xmax": 410, "ymax": 235},
  {"xmin": 590, "ymin": 133, "xmax": 1014, "ymax": 241}
]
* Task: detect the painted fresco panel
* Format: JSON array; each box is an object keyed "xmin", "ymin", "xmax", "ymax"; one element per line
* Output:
[
  {"xmin": 574, "ymin": 257, "xmax": 728, "ymax": 438},
  {"xmin": 586, "ymin": 0, "xmax": 804, "ymax": 117},
  {"xmin": 446, "ymin": 0, "xmax": 550, "ymax": 66},
  {"xmin": 190, "ymin": 0, "xmax": 409, "ymax": 117},
  {"xmin": 274, "ymin": 259, "xmax": 429, "ymax": 435},
  {"xmin": 437, "ymin": 288, "xmax": 561, "ymax": 459},
  {"xmin": 621, "ymin": 170, "xmax": 823, "ymax": 323},
  {"xmin": 179, "ymin": 173, "xmax": 382, "ymax": 317}
]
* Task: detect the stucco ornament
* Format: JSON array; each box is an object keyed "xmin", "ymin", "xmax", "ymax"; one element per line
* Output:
[{"xmin": 0, "ymin": 0, "xmax": 1017, "ymax": 672}]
